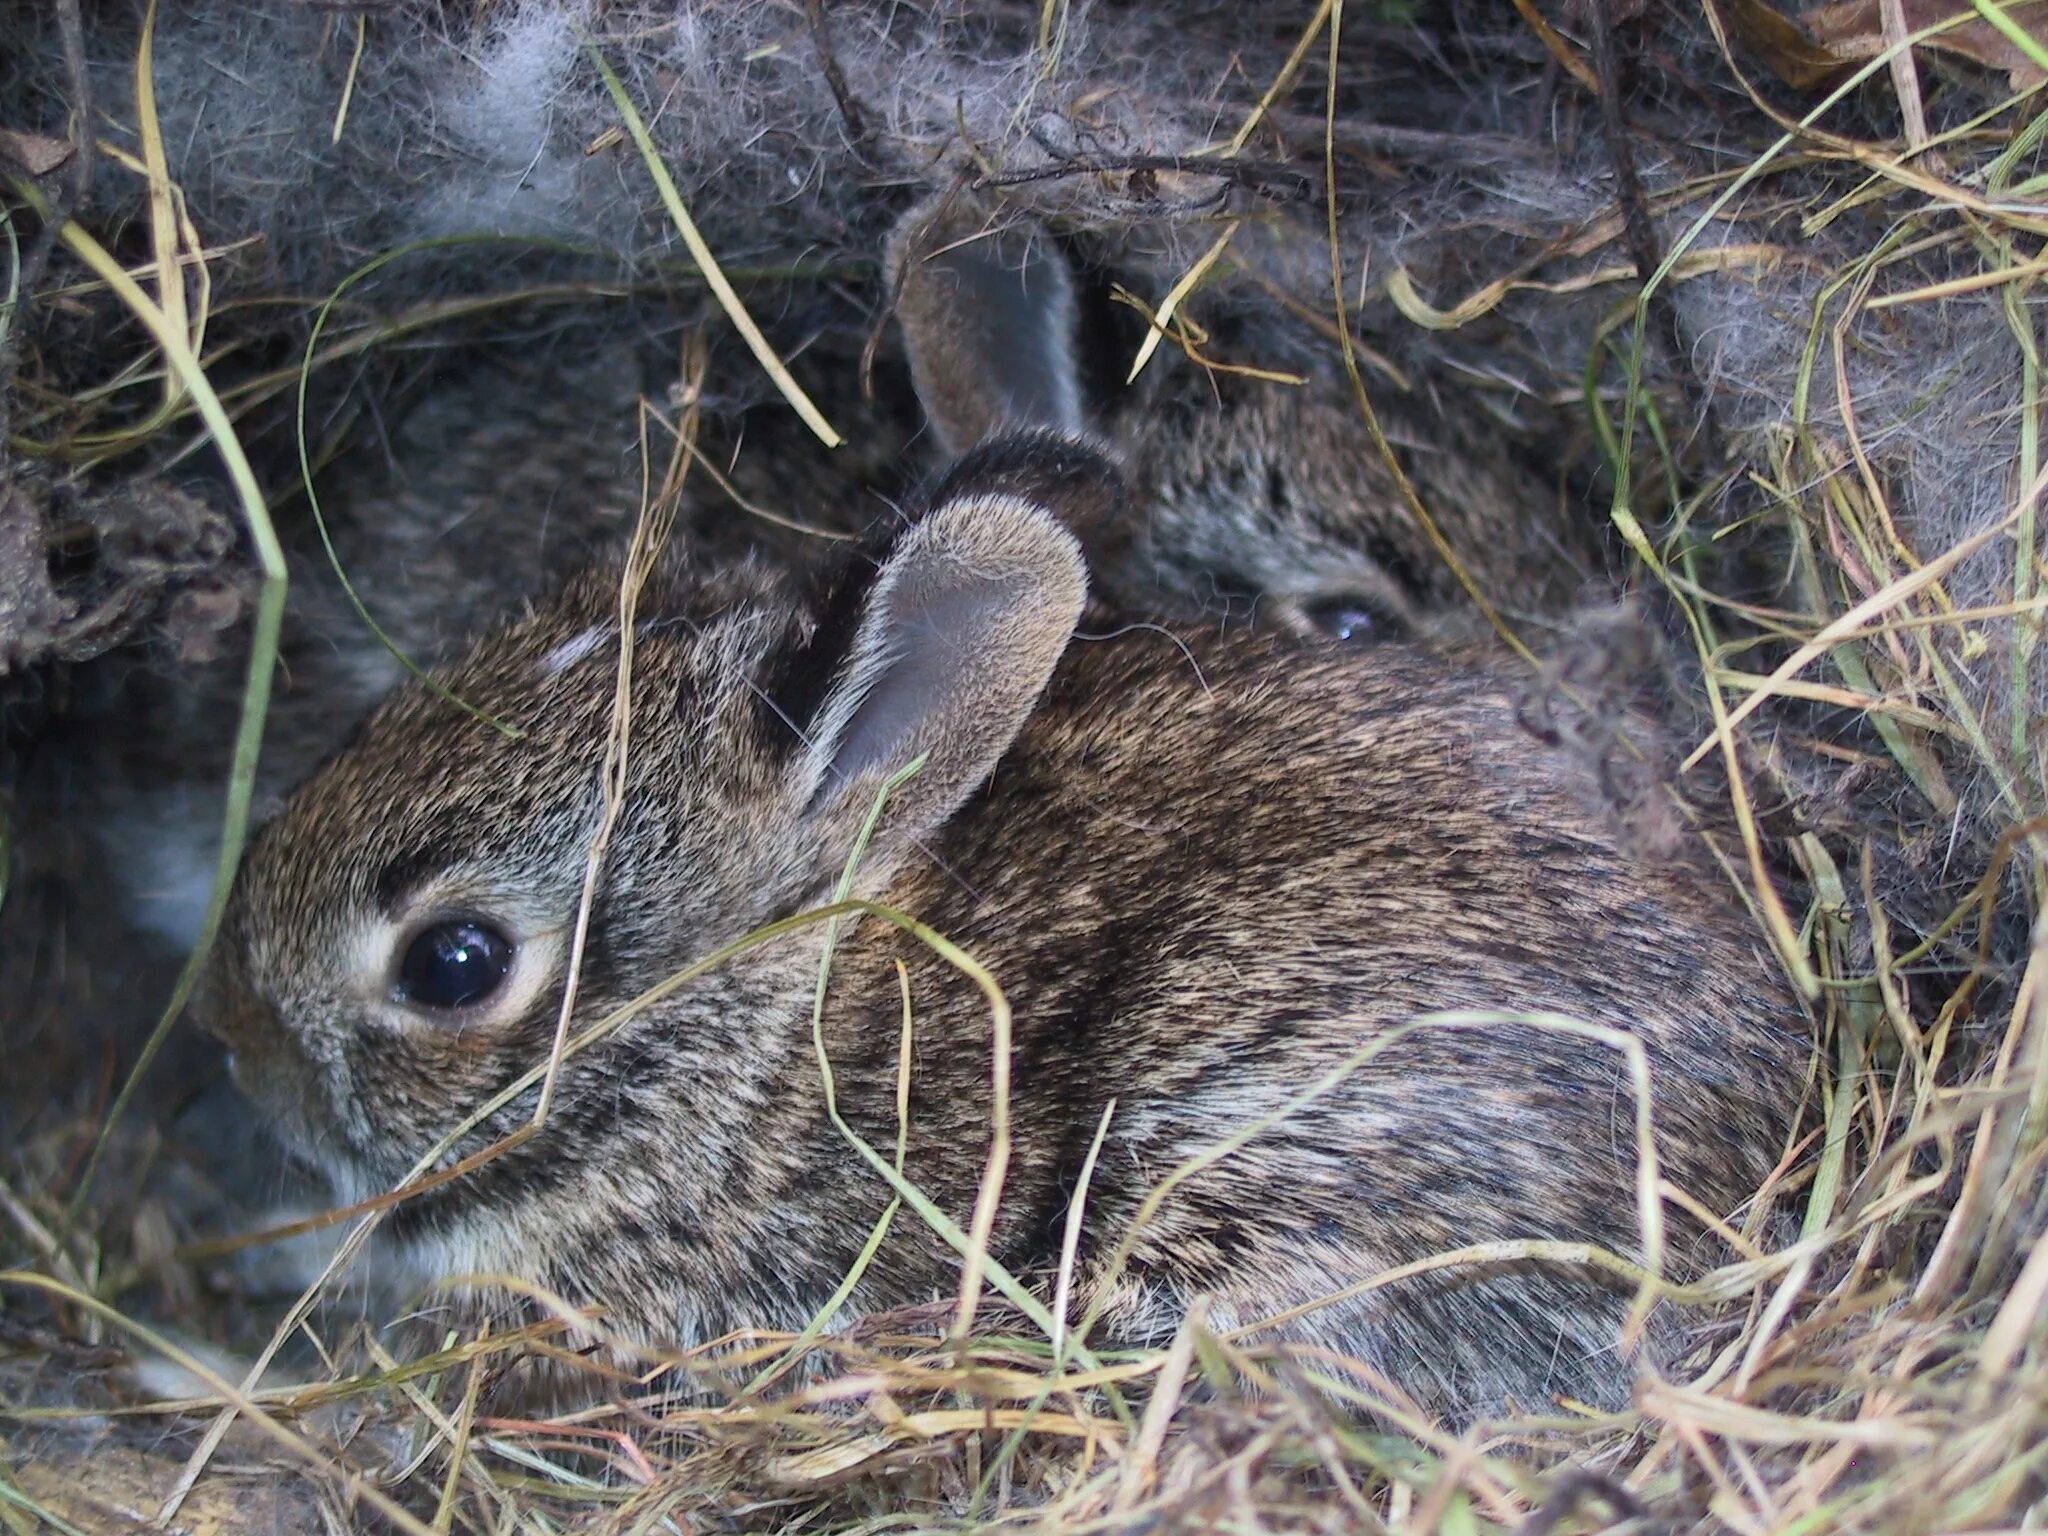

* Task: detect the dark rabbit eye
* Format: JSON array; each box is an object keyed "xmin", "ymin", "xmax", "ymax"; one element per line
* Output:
[
  {"xmin": 397, "ymin": 919, "xmax": 514, "ymax": 1010},
  {"xmin": 1303, "ymin": 595, "xmax": 1403, "ymax": 643}
]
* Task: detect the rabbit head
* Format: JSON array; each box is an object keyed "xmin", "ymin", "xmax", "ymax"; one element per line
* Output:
[
  {"xmin": 202, "ymin": 447, "xmax": 1096, "ymax": 1225},
  {"xmin": 887, "ymin": 193, "xmax": 1602, "ymax": 642}
]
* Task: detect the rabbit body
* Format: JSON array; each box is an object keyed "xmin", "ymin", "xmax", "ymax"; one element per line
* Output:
[{"xmin": 203, "ymin": 435, "xmax": 1802, "ymax": 1422}]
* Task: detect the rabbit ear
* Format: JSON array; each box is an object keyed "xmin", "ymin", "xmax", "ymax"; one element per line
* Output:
[
  {"xmin": 777, "ymin": 439, "xmax": 1104, "ymax": 863},
  {"xmin": 888, "ymin": 197, "xmax": 1085, "ymax": 456}
]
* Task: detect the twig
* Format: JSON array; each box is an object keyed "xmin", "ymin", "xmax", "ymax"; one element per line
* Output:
[
  {"xmin": 806, "ymin": 0, "xmax": 871, "ymax": 153},
  {"xmin": 978, "ymin": 149, "xmax": 1316, "ymax": 203},
  {"xmin": 1588, "ymin": 0, "xmax": 1703, "ymax": 426},
  {"xmin": 1267, "ymin": 111, "xmax": 1541, "ymax": 167}
]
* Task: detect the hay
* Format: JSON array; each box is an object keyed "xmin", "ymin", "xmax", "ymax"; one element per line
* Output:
[{"xmin": 3, "ymin": 1, "xmax": 2046, "ymax": 1532}]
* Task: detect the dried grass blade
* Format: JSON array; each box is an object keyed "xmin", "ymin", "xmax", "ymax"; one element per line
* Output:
[
  {"xmin": 0, "ymin": 1272, "xmax": 436, "ymax": 1536},
  {"xmin": 331, "ymin": 13, "xmax": 367, "ymax": 145},
  {"xmin": 532, "ymin": 372, "xmax": 699, "ymax": 1128},
  {"xmin": 590, "ymin": 44, "xmax": 842, "ymax": 447},
  {"xmin": 133, "ymin": 0, "xmax": 188, "ymax": 415},
  {"xmin": 1678, "ymin": 480, "xmax": 2037, "ymax": 775},
  {"xmin": 1124, "ymin": 222, "xmax": 1238, "ymax": 384},
  {"xmin": 36, "ymin": 209, "xmax": 285, "ymax": 1270},
  {"xmin": 1321, "ymin": 1, "xmax": 1533, "ymax": 665}
]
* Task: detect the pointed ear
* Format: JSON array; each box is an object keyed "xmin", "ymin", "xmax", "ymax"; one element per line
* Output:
[
  {"xmin": 888, "ymin": 195, "xmax": 1084, "ymax": 456},
  {"xmin": 779, "ymin": 443, "xmax": 1105, "ymax": 862}
]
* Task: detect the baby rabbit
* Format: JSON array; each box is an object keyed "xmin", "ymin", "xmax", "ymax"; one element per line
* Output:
[
  {"xmin": 888, "ymin": 197, "xmax": 1604, "ymax": 644},
  {"xmin": 200, "ymin": 430, "xmax": 1803, "ymax": 1422}
]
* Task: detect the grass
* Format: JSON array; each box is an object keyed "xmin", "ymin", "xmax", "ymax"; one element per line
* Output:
[{"xmin": 4, "ymin": 2, "xmax": 2048, "ymax": 1533}]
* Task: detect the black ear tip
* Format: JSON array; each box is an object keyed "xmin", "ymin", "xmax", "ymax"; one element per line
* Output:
[{"xmin": 927, "ymin": 430, "xmax": 1125, "ymax": 540}]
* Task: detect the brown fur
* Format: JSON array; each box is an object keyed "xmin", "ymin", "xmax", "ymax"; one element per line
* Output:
[
  {"xmin": 200, "ymin": 435, "xmax": 1804, "ymax": 1424},
  {"xmin": 887, "ymin": 201, "xmax": 1086, "ymax": 455},
  {"xmin": 83, "ymin": 187, "xmax": 1604, "ymax": 956}
]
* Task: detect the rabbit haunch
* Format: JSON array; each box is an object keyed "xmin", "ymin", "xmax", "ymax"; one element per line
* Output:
[{"xmin": 202, "ymin": 436, "xmax": 1805, "ymax": 1422}]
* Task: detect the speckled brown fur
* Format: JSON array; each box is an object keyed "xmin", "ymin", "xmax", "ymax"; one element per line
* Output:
[{"xmin": 200, "ymin": 435, "xmax": 1803, "ymax": 1424}]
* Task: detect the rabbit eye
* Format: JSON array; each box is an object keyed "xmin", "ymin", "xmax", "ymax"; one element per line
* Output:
[
  {"xmin": 1302, "ymin": 594, "xmax": 1404, "ymax": 643},
  {"xmin": 397, "ymin": 919, "xmax": 514, "ymax": 1011}
]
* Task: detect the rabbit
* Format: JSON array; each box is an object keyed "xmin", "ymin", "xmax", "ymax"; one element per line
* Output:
[
  {"xmin": 887, "ymin": 194, "xmax": 1605, "ymax": 645},
  {"xmin": 197, "ymin": 426, "xmax": 1806, "ymax": 1424}
]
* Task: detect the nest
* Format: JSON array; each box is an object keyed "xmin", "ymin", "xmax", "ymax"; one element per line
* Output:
[{"xmin": 2, "ymin": 1, "xmax": 2046, "ymax": 1531}]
